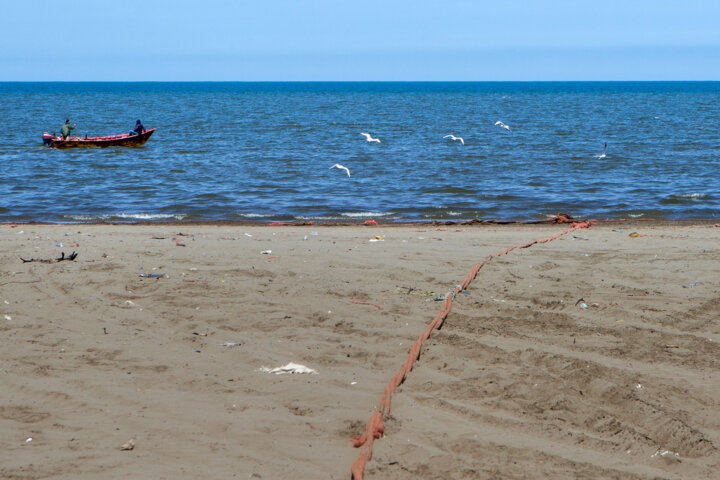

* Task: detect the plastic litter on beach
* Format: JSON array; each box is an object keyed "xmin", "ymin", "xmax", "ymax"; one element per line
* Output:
[
  {"xmin": 259, "ymin": 362, "xmax": 317, "ymax": 375},
  {"xmin": 4, "ymin": 315, "xmax": 11, "ymax": 321},
  {"xmin": 681, "ymin": 281, "xmax": 699, "ymax": 288},
  {"xmin": 650, "ymin": 449, "xmax": 679, "ymax": 459},
  {"xmin": 20, "ymin": 251, "xmax": 78, "ymax": 263},
  {"xmin": 350, "ymin": 297, "xmax": 384, "ymax": 310},
  {"xmin": 369, "ymin": 235, "xmax": 384, "ymax": 242},
  {"xmin": 220, "ymin": 341, "xmax": 243, "ymax": 347},
  {"xmin": 138, "ymin": 274, "xmax": 164, "ymax": 278},
  {"xmin": 261, "ymin": 250, "xmax": 272, "ymax": 254},
  {"xmin": 575, "ymin": 298, "xmax": 590, "ymax": 309}
]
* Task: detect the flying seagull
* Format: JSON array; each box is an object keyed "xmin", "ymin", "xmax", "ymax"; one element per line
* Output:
[
  {"xmin": 443, "ymin": 134, "xmax": 464, "ymax": 145},
  {"xmin": 494, "ymin": 121, "xmax": 511, "ymax": 132},
  {"xmin": 330, "ymin": 164, "xmax": 351, "ymax": 177},
  {"xmin": 360, "ymin": 132, "xmax": 381, "ymax": 143},
  {"xmin": 595, "ymin": 142, "xmax": 608, "ymax": 159}
]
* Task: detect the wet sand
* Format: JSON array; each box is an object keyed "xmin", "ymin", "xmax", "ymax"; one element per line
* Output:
[{"xmin": 1, "ymin": 222, "xmax": 719, "ymax": 479}]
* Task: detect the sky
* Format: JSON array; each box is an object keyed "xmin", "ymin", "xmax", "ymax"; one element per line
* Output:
[{"xmin": 2, "ymin": 0, "xmax": 719, "ymax": 81}]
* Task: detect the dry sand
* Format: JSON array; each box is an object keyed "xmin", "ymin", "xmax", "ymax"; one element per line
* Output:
[{"xmin": 1, "ymin": 222, "xmax": 719, "ymax": 479}]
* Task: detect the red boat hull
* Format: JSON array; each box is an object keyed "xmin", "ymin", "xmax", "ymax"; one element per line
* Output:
[{"xmin": 44, "ymin": 128, "xmax": 156, "ymax": 149}]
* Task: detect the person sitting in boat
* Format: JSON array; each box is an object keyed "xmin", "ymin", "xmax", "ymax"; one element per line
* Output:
[
  {"xmin": 131, "ymin": 119, "xmax": 145, "ymax": 135},
  {"xmin": 60, "ymin": 119, "xmax": 76, "ymax": 140}
]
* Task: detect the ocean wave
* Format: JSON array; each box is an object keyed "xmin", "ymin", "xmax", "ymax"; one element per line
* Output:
[
  {"xmin": 115, "ymin": 213, "xmax": 187, "ymax": 220},
  {"xmin": 660, "ymin": 193, "xmax": 711, "ymax": 205},
  {"xmin": 674, "ymin": 193, "xmax": 710, "ymax": 199},
  {"xmin": 340, "ymin": 212, "xmax": 395, "ymax": 218},
  {"xmin": 62, "ymin": 213, "xmax": 186, "ymax": 221}
]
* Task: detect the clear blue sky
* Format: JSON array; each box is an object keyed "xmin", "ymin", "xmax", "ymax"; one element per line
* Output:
[{"xmin": 2, "ymin": 1, "xmax": 719, "ymax": 81}]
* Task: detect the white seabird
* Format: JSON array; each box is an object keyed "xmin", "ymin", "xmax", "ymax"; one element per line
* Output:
[
  {"xmin": 443, "ymin": 134, "xmax": 464, "ymax": 145},
  {"xmin": 330, "ymin": 164, "xmax": 351, "ymax": 177},
  {"xmin": 494, "ymin": 121, "xmax": 512, "ymax": 132},
  {"xmin": 360, "ymin": 132, "xmax": 381, "ymax": 143},
  {"xmin": 595, "ymin": 142, "xmax": 608, "ymax": 159}
]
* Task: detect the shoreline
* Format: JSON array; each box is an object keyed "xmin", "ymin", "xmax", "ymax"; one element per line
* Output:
[
  {"xmin": 2, "ymin": 222, "xmax": 719, "ymax": 479},
  {"xmin": 5, "ymin": 217, "xmax": 720, "ymax": 228}
]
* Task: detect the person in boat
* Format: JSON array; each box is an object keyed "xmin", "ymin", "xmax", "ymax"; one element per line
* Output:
[
  {"xmin": 60, "ymin": 119, "xmax": 76, "ymax": 140},
  {"xmin": 131, "ymin": 119, "xmax": 145, "ymax": 135}
]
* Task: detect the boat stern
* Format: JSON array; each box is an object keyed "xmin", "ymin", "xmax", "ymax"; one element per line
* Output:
[{"xmin": 42, "ymin": 133, "xmax": 54, "ymax": 146}]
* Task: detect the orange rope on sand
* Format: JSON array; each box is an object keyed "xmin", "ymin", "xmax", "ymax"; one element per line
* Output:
[{"xmin": 350, "ymin": 218, "xmax": 592, "ymax": 480}]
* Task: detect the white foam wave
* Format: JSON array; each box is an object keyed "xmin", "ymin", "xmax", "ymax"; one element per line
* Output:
[
  {"xmin": 340, "ymin": 212, "xmax": 395, "ymax": 218},
  {"xmin": 115, "ymin": 213, "xmax": 187, "ymax": 220},
  {"xmin": 64, "ymin": 213, "xmax": 186, "ymax": 221},
  {"xmin": 676, "ymin": 193, "xmax": 708, "ymax": 200}
]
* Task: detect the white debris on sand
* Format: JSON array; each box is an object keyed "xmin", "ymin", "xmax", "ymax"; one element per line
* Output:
[{"xmin": 258, "ymin": 362, "xmax": 317, "ymax": 375}]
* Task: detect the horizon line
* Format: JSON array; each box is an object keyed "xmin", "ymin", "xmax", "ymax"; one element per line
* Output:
[{"xmin": 3, "ymin": 79, "xmax": 720, "ymax": 83}]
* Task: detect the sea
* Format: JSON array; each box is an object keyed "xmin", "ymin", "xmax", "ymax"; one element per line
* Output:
[{"xmin": 1, "ymin": 82, "xmax": 718, "ymax": 224}]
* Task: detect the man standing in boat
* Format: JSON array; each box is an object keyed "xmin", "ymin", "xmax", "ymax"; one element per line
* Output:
[{"xmin": 60, "ymin": 119, "xmax": 76, "ymax": 140}]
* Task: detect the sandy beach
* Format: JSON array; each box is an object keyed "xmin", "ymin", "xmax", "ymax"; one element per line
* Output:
[{"xmin": 1, "ymin": 221, "xmax": 719, "ymax": 479}]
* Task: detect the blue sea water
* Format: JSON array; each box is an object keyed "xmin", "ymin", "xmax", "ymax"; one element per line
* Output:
[{"xmin": 0, "ymin": 82, "xmax": 718, "ymax": 223}]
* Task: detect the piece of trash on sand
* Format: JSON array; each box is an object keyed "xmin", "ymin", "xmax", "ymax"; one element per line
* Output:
[
  {"xmin": 4, "ymin": 315, "xmax": 11, "ymax": 321},
  {"xmin": 636, "ymin": 384, "xmax": 643, "ymax": 389},
  {"xmin": 220, "ymin": 341, "xmax": 243, "ymax": 347},
  {"xmin": 650, "ymin": 449, "xmax": 679, "ymax": 458},
  {"xmin": 120, "ymin": 439, "xmax": 135, "ymax": 451},
  {"xmin": 259, "ymin": 362, "xmax": 317, "ymax": 375},
  {"xmin": 25, "ymin": 437, "xmax": 32, "ymax": 443},
  {"xmin": 369, "ymin": 235, "xmax": 384, "ymax": 242},
  {"xmin": 681, "ymin": 281, "xmax": 699, "ymax": 288},
  {"xmin": 575, "ymin": 298, "xmax": 590, "ymax": 309},
  {"xmin": 350, "ymin": 297, "xmax": 384, "ymax": 310},
  {"xmin": 138, "ymin": 274, "xmax": 164, "ymax": 278},
  {"xmin": 261, "ymin": 250, "xmax": 272, "ymax": 254},
  {"xmin": 20, "ymin": 251, "xmax": 78, "ymax": 263}
]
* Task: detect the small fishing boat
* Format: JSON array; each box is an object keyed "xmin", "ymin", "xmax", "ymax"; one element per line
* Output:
[{"xmin": 42, "ymin": 128, "xmax": 156, "ymax": 149}]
